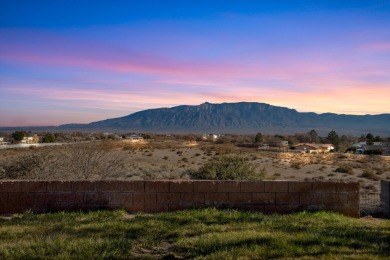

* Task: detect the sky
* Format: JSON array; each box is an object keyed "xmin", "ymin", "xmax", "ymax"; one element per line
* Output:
[{"xmin": 1, "ymin": 1, "xmax": 390, "ymax": 126}]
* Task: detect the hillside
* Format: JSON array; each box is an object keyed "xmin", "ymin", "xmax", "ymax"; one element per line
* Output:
[{"xmin": 79, "ymin": 102, "xmax": 390, "ymax": 135}]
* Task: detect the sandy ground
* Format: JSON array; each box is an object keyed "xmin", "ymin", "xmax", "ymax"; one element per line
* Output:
[{"xmin": 1, "ymin": 139, "xmax": 389, "ymax": 193}]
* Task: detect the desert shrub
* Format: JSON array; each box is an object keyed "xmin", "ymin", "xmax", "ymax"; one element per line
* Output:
[
  {"xmin": 8, "ymin": 143, "xmax": 129, "ymax": 180},
  {"xmin": 290, "ymin": 159, "xmax": 303, "ymax": 169},
  {"xmin": 318, "ymin": 165, "xmax": 327, "ymax": 171},
  {"xmin": 334, "ymin": 164, "xmax": 354, "ymax": 175},
  {"xmin": 0, "ymin": 154, "xmax": 52, "ymax": 179},
  {"xmin": 360, "ymin": 169, "xmax": 380, "ymax": 181},
  {"xmin": 190, "ymin": 155, "xmax": 257, "ymax": 180}
]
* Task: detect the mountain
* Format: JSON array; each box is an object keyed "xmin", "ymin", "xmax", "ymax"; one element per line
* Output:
[{"xmin": 60, "ymin": 102, "xmax": 390, "ymax": 135}]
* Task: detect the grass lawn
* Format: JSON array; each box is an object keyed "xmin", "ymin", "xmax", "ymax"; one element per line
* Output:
[{"xmin": 0, "ymin": 209, "xmax": 389, "ymax": 259}]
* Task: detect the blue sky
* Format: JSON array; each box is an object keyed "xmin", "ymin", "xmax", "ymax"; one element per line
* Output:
[{"xmin": 1, "ymin": 1, "xmax": 390, "ymax": 126}]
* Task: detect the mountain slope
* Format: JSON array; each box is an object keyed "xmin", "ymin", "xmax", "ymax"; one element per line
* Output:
[{"xmin": 80, "ymin": 102, "xmax": 390, "ymax": 135}]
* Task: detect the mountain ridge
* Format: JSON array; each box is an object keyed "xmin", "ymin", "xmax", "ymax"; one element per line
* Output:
[
  {"xmin": 78, "ymin": 102, "xmax": 390, "ymax": 135},
  {"xmin": 1, "ymin": 102, "xmax": 389, "ymax": 135}
]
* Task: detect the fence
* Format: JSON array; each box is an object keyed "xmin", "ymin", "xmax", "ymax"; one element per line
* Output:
[
  {"xmin": 0, "ymin": 180, "xmax": 360, "ymax": 217},
  {"xmin": 360, "ymin": 193, "xmax": 381, "ymax": 216}
]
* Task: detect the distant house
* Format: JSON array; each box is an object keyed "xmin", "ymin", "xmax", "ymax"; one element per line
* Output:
[
  {"xmin": 317, "ymin": 144, "xmax": 335, "ymax": 153},
  {"xmin": 350, "ymin": 142, "xmax": 390, "ymax": 155},
  {"xmin": 295, "ymin": 143, "xmax": 318, "ymax": 153},
  {"xmin": 295, "ymin": 143, "xmax": 334, "ymax": 153},
  {"xmin": 126, "ymin": 135, "xmax": 144, "ymax": 143},
  {"xmin": 258, "ymin": 143, "xmax": 270, "ymax": 149},
  {"xmin": 202, "ymin": 134, "xmax": 220, "ymax": 142},
  {"xmin": 21, "ymin": 134, "xmax": 39, "ymax": 144},
  {"xmin": 277, "ymin": 140, "xmax": 289, "ymax": 147}
]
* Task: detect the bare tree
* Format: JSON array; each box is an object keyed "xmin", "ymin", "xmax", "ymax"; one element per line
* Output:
[
  {"xmin": 1, "ymin": 142, "xmax": 128, "ymax": 180},
  {"xmin": 57, "ymin": 142, "xmax": 127, "ymax": 180}
]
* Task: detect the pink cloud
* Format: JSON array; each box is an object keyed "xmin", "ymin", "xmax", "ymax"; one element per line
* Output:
[{"xmin": 359, "ymin": 42, "xmax": 390, "ymax": 52}]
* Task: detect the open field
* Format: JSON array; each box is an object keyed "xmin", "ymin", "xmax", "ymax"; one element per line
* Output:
[
  {"xmin": 1, "ymin": 139, "xmax": 389, "ymax": 192},
  {"xmin": 0, "ymin": 209, "xmax": 389, "ymax": 259}
]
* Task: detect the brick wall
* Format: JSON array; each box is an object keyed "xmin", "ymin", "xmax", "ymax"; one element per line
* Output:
[{"xmin": 0, "ymin": 180, "xmax": 359, "ymax": 217}]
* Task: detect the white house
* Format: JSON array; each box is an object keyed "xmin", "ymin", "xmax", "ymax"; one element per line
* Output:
[
  {"xmin": 126, "ymin": 134, "xmax": 144, "ymax": 143},
  {"xmin": 20, "ymin": 134, "xmax": 39, "ymax": 144},
  {"xmin": 202, "ymin": 134, "xmax": 220, "ymax": 142},
  {"xmin": 295, "ymin": 143, "xmax": 335, "ymax": 153}
]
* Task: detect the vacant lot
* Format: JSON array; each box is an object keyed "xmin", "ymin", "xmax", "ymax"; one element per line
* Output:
[
  {"xmin": 1, "ymin": 139, "xmax": 389, "ymax": 192},
  {"xmin": 1, "ymin": 209, "xmax": 389, "ymax": 259}
]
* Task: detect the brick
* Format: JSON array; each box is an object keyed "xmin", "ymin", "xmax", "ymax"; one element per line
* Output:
[
  {"xmin": 133, "ymin": 193, "xmax": 145, "ymax": 204},
  {"xmin": 21, "ymin": 205, "xmax": 47, "ymax": 214},
  {"xmin": 301, "ymin": 204, "xmax": 326, "ymax": 212},
  {"xmin": 18, "ymin": 193, "xmax": 35, "ymax": 205},
  {"xmin": 124, "ymin": 203, "xmax": 145, "ymax": 213},
  {"xmin": 170, "ymin": 181, "xmax": 193, "ymax": 193},
  {"xmin": 96, "ymin": 181, "xmax": 123, "ymax": 192},
  {"xmin": 217, "ymin": 181, "xmax": 240, "ymax": 192},
  {"xmin": 145, "ymin": 181, "xmax": 169, "ymax": 192},
  {"xmin": 335, "ymin": 182, "xmax": 359, "ymax": 193},
  {"xmin": 323, "ymin": 194, "xmax": 342, "ymax": 205},
  {"xmin": 0, "ymin": 193, "xmax": 8, "ymax": 205},
  {"xmin": 83, "ymin": 192, "xmax": 109, "ymax": 205},
  {"xmin": 181, "ymin": 193, "xmax": 205, "ymax": 204},
  {"xmin": 229, "ymin": 193, "xmax": 252, "ymax": 203},
  {"xmin": 157, "ymin": 193, "xmax": 181, "ymax": 204},
  {"xmin": 109, "ymin": 193, "xmax": 133, "ymax": 205},
  {"xmin": 47, "ymin": 204, "xmax": 79, "ymax": 212},
  {"xmin": 105, "ymin": 204, "xmax": 122, "ymax": 210},
  {"xmin": 144, "ymin": 203, "xmax": 167, "ymax": 213},
  {"xmin": 326, "ymin": 205, "xmax": 360, "ymax": 218},
  {"xmin": 33, "ymin": 193, "xmax": 60, "ymax": 205},
  {"xmin": 241, "ymin": 181, "xmax": 264, "ymax": 192},
  {"xmin": 46, "ymin": 181, "xmax": 72, "ymax": 192},
  {"xmin": 289, "ymin": 182, "xmax": 312, "ymax": 192},
  {"xmin": 252, "ymin": 193, "xmax": 275, "ymax": 204},
  {"xmin": 312, "ymin": 182, "xmax": 335, "ymax": 193},
  {"xmin": 57, "ymin": 193, "xmax": 84, "ymax": 205},
  {"xmin": 8, "ymin": 193, "xmax": 21, "ymax": 205},
  {"xmin": 264, "ymin": 181, "xmax": 288, "ymax": 192},
  {"xmin": 0, "ymin": 205, "xmax": 21, "ymax": 214},
  {"xmin": 0, "ymin": 181, "xmax": 21, "ymax": 192},
  {"xmin": 228, "ymin": 204, "xmax": 265, "ymax": 212},
  {"xmin": 194, "ymin": 181, "xmax": 217, "ymax": 192},
  {"xmin": 264, "ymin": 205, "xmax": 303, "ymax": 214},
  {"xmin": 323, "ymin": 193, "xmax": 359, "ymax": 206},
  {"xmin": 121, "ymin": 181, "xmax": 145, "ymax": 192},
  {"xmin": 243, "ymin": 205, "xmax": 265, "ymax": 212},
  {"xmin": 205, "ymin": 193, "xmax": 229, "ymax": 204},
  {"xmin": 72, "ymin": 181, "xmax": 96, "ymax": 192},
  {"xmin": 299, "ymin": 193, "xmax": 323, "ymax": 205},
  {"xmin": 21, "ymin": 182, "xmax": 46, "ymax": 192},
  {"xmin": 168, "ymin": 204, "xmax": 193, "ymax": 211},
  {"xmin": 77, "ymin": 204, "xmax": 106, "ymax": 211},
  {"xmin": 275, "ymin": 193, "xmax": 300, "ymax": 205},
  {"xmin": 145, "ymin": 193, "xmax": 157, "ymax": 204}
]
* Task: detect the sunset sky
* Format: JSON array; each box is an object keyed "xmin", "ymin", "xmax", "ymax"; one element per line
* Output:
[{"xmin": 1, "ymin": 1, "xmax": 390, "ymax": 126}]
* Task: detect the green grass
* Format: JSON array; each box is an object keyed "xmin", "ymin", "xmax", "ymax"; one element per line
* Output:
[{"xmin": 0, "ymin": 209, "xmax": 389, "ymax": 259}]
